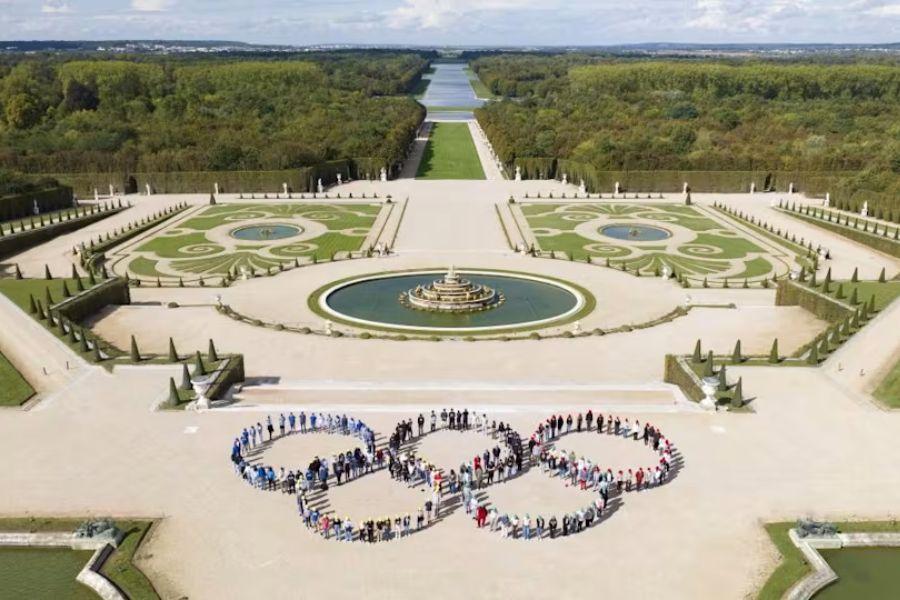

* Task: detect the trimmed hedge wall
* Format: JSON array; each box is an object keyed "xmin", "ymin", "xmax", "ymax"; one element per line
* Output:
[
  {"xmin": 51, "ymin": 160, "xmax": 392, "ymax": 197},
  {"xmin": 0, "ymin": 205, "xmax": 125, "ymax": 261},
  {"xmin": 51, "ymin": 277, "xmax": 131, "ymax": 323},
  {"xmin": 0, "ymin": 186, "xmax": 74, "ymax": 221},
  {"xmin": 775, "ymin": 280, "xmax": 855, "ymax": 323},
  {"xmin": 779, "ymin": 209, "xmax": 900, "ymax": 259},
  {"xmin": 663, "ymin": 354, "xmax": 704, "ymax": 403},
  {"xmin": 207, "ymin": 354, "xmax": 245, "ymax": 401}
]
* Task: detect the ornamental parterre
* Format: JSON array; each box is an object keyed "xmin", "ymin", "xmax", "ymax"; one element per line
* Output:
[{"xmin": 230, "ymin": 409, "xmax": 680, "ymax": 543}]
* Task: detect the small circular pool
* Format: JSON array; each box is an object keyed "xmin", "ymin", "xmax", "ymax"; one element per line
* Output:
[
  {"xmin": 315, "ymin": 270, "xmax": 591, "ymax": 333},
  {"xmin": 600, "ymin": 224, "xmax": 672, "ymax": 242},
  {"xmin": 230, "ymin": 223, "xmax": 302, "ymax": 241}
]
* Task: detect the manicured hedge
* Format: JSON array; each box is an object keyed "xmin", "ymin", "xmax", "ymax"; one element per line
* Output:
[
  {"xmin": 80, "ymin": 204, "xmax": 188, "ymax": 271},
  {"xmin": 0, "ymin": 205, "xmax": 125, "ymax": 260},
  {"xmin": 0, "ymin": 186, "xmax": 74, "ymax": 221},
  {"xmin": 206, "ymin": 354, "xmax": 245, "ymax": 401},
  {"xmin": 51, "ymin": 277, "xmax": 131, "ymax": 322},
  {"xmin": 663, "ymin": 354, "xmax": 704, "ymax": 403},
  {"xmin": 779, "ymin": 209, "xmax": 900, "ymax": 259},
  {"xmin": 775, "ymin": 280, "xmax": 855, "ymax": 322}
]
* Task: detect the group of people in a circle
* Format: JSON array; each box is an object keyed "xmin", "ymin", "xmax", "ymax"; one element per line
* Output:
[{"xmin": 228, "ymin": 408, "xmax": 678, "ymax": 543}]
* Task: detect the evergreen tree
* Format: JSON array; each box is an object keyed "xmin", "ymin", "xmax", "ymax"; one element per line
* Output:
[
  {"xmin": 130, "ymin": 335, "xmax": 141, "ymax": 362},
  {"xmin": 194, "ymin": 351, "xmax": 206, "ymax": 377},
  {"xmin": 180, "ymin": 363, "xmax": 192, "ymax": 391},
  {"xmin": 731, "ymin": 340, "xmax": 742, "ymax": 364},
  {"xmin": 692, "ymin": 339, "xmax": 702, "ymax": 363},
  {"xmin": 768, "ymin": 339, "xmax": 779, "ymax": 363},
  {"xmin": 168, "ymin": 377, "xmax": 181, "ymax": 406}
]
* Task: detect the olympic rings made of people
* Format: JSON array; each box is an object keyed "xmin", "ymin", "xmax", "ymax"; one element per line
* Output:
[{"xmin": 228, "ymin": 410, "xmax": 682, "ymax": 543}]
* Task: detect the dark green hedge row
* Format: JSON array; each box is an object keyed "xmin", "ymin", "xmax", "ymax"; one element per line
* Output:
[
  {"xmin": 509, "ymin": 160, "xmax": 845, "ymax": 195},
  {"xmin": 775, "ymin": 280, "xmax": 855, "ymax": 323},
  {"xmin": 207, "ymin": 354, "xmax": 245, "ymax": 401},
  {"xmin": 0, "ymin": 186, "xmax": 74, "ymax": 221},
  {"xmin": 779, "ymin": 209, "xmax": 900, "ymax": 259},
  {"xmin": 51, "ymin": 277, "xmax": 131, "ymax": 323},
  {"xmin": 663, "ymin": 354, "xmax": 704, "ymax": 403},
  {"xmin": 51, "ymin": 159, "xmax": 395, "ymax": 197},
  {"xmin": 0, "ymin": 205, "xmax": 124, "ymax": 260}
]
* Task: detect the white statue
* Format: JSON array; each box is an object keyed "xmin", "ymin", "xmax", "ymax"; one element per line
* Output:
[
  {"xmin": 662, "ymin": 266, "xmax": 671, "ymax": 279},
  {"xmin": 192, "ymin": 376, "xmax": 212, "ymax": 410},
  {"xmin": 214, "ymin": 182, "xmax": 220, "ymax": 195},
  {"xmin": 514, "ymin": 166, "xmax": 522, "ymax": 182},
  {"xmin": 561, "ymin": 173, "xmax": 568, "ymax": 185},
  {"xmin": 325, "ymin": 320, "xmax": 333, "ymax": 336},
  {"xmin": 337, "ymin": 173, "xmax": 342, "ymax": 186},
  {"xmin": 789, "ymin": 182, "xmax": 795, "ymax": 194},
  {"xmin": 750, "ymin": 182, "xmax": 756, "ymax": 194},
  {"xmin": 614, "ymin": 181, "xmax": 620, "ymax": 195},
  {"xmin": 94, "ymin": 188, "xmax": 99, "ymax": 201},
  {"xmin": 33, "ymin": 199, "xmax": 40, "ymax": 215},
  {"xmin": 317, "ymin": 179, "xmax": 324, "ymax": 194},
  {"xmin": 860, "ymin": 201, "xmax": 868, "ymax": 217},
  {"xmin": 824, "ymin": 192, "xmax": 830, "ymax": 207},
  {"xmin": 240, "ymin": 266, "xmax": 251, "ymax": 280},
  {"xmin": 109, "ymin": 184, "xmax": 115, "ymax": 197},
  {"xmin": 578, "ymin": 180, "xmax": 587, "ymax": 195},
  {"xmin": 682, "ymin": 181, "xmax": 689, "ymax": 194},
  {"xmin": 283, "ymin": 183, "xmax": 289, "ymax": 195},
  {"xmin": 380, "ymin": 167, "xmax": 387, "ymax": 182},
  {"xmin": 145, "ymin": 183, "xmax": 152, "ymax": 196}
]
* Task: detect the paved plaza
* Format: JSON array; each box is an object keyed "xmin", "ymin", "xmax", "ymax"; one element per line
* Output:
[{"xmin": 1, "ymin": 116, "xmax": 899, "ymax": 600}]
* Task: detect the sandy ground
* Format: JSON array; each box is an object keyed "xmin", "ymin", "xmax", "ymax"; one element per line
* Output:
[{"xmin": 1, "ymin": 168, "xmax": 899, "ymax": 600}]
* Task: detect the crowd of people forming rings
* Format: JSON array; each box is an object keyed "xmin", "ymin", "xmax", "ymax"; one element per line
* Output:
[{"xmin": 229, "ymin": 408, "xmax": 680, "ymax": 543}]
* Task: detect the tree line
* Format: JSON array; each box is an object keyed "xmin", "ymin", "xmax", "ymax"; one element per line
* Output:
[{"xmin": 0, "ymin": 52, "xmax": 431, "ymax": 175}]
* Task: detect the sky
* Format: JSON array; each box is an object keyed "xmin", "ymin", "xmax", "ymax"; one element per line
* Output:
[{"xmin": 0, "ymin": 0, "xmax": 898, "ymax": 45}]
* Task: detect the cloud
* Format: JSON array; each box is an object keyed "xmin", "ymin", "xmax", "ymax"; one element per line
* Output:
[
  {"xmin": 41, "ymin": 0, "xmax": 72, "ymax": 13},
  {"xmin": 686, "ymin": 0, "xmax": 818, "ymax": 33},
  {"xmin": 131, "ymin": 0, "xmax": 176, "ymax": 11},
  {"xmin": 386, "ymin": 0, "xmax": 545, "ymax": 29},
  {"xmin": 867, "ymin": 2, "xmax": 900, "ymax": 15}
]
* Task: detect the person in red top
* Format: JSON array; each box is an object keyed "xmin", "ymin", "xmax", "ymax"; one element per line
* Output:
[
  {"xmin": 475, "ymin": 504, "xmax": 488, "ymax": 527},
  {"xmin": 635, "ymin": 467, "xmax": 645, "ymax": 490}
]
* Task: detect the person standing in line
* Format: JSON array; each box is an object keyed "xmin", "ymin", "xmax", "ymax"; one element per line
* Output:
[
  {"xmin": 548, "ymin": 516, "xmax": 558, "ymax": 539},
  {"xmin": 430, "ymin": 410, "xmax": 437, "ymax": 432}
]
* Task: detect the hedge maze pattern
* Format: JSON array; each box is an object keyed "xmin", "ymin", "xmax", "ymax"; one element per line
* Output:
[
  {"xmin": 522, "ymin": 203, "xmax": 788, "ymax": 281},
  {"xmin": 123, "ymin": 203, "xmax": 380, "ymax": 282}
]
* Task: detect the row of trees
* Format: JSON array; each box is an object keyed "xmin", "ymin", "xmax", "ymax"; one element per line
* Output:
[
  {"xmin": 0, "ymin": 52, "xmax": 430, "ymax": 174},
  {"xmin": 471, "ymin": 55, "xmax": 900, "ymax": 214}
]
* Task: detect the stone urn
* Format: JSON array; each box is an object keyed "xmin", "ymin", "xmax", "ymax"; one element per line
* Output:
[{"xmin": 192, "ymin": 376, "xmax": 213, "ymax": 410}]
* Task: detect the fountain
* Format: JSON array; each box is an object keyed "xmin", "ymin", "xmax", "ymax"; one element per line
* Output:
[{"xmin": 400, "ymin": 266, "xmax": 505, "ymax": 313}]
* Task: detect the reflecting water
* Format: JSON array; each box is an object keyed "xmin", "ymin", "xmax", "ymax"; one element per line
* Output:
[{"xmin": 421, "ymin": 62, "xmax": 485, "ymax": 109}]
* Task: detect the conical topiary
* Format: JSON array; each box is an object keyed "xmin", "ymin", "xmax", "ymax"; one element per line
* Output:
[
  {"xmin": 14, "ymin": 264, "xmax": 22, "ymax": 279},
  {"xmin": 834, "ymin": 283, "xmax": 844, "ymax": 299},
  {"xmin": 818, "ymin": 338, "xmax": 829, "ymax": 358},
  {"xmin": 717, "ymin": 363, "xmax": 728, "ymax": 391},
  {"xmin": 731, "ymin": 340, "xmax": 742, "ymax": 364},
  {"xmin": 849, "ymin": 287, "xmax": 858, "ymax": 305},
  {"xmin": 768, "ymin": 339, "xmax": 779, "ymax": 363},
  {"xmin": 822, "ymin": 268, "xmax": 832, "ymax": 292},
  {"xmin": 868, "ymin": 295, "xmax": 876, "ymax": 314},
  {"xmin": 850, "ymin": 267, "xmax": 858, "ymax": 283},
  {"xmin": 44, "ymin": 264, "xmax": 52, "ymax": 280},
  {"xmin": 208, "ymin": 339, "xmax": 219, "ymax": 362},
  {"xmin": 61, "ymin": 280, "xmax": 71, "ymax": 298},
  {"xmin": 28, "ymin": 294, "xmax": 37, "ymax": 314},
  {"xmin": 168, "ymin": 377, "xmax": 181, "ymax": 406},
  {"xmin": 878, "ymin": 267, "xmax": 886, "ymax": 283},
  {"xmin": 79, "ymin": 330, "xmax": 89, "ymax": 353},
  {"xmin": 193, "ymin": 351, "xmax": 206, "ymax": 377},
  {"xmin": 806, "ymin": 344, "xmax": 819, "ymax": 365},
  {"xmin": 44, "ymin": 287, "xmax": 54, "ymax": 308},
  {"xmin": 168, "ymin": 337, "xmax": 179, "ymax": 362},
  {"xmin": 692, "ymin": 339, "xmax": 702, "ymax": 363},
  {"xmin": 93, "ymin": 342, "xmax": 103, "ymax": 362},
  {"xmin": 731, "ymin": 378, "xmax": 743, "ymax": 409},
  {"xmin": 130, "ymin": 335, "xmax": 141, "ymax": 362},
  {"xmin": 703, "ymin": 351, "xmax": 715, "ymax": 377},
  {"xmin": 180, "ymin": 363, "xmax": 192, "ymax": 390}
]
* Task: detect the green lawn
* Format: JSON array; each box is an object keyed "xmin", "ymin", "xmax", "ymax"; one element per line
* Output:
[
  {"xmin": 416, "ymin": 123, "xmax": 485, "ymax": 180},
  {"xmin": 810, "ymin": 280, "xmax": 900, "ymax": 311},
  {"xmin": 758, "ymin": 521, "xmax": 900, "ymax": 600},
  {"xmin": 465, "ymin": 67, "xmax": 498, "ymax": 99},
  {"xmin": 0, "ymin": 351, "xmax": 34, "ymax": 406},
  {"xmin": 874, "ymin": 358, "xmax": 900, "ymax": 408},
  {"xmin": 0, "ymin": 518, "xmax": 159, "ymax": 600}
]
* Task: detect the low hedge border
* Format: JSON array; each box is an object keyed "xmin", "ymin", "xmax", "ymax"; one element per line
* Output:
[
  {"xmin": 0, "ymin": 185, "xmax": 73, "ymax": 221},
  {"xmin": 778, "ymin": 205, "xmax": 900, "ymax": 258},
  {"xmin": 0, "ymin": 203, "xmax": 125, "ymax": 260}
]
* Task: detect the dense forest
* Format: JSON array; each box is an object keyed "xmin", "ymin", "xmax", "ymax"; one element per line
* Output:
[
  {"xmin": 0, "ymin": 52, "xmax": 430, "ymax": 175},
  {"xmin": 472, "ymin": 55, "xmax": 900, "ymax": 215}
]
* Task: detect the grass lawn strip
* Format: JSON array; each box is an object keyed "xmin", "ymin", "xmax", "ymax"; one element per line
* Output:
[
  {"xmin": 416, "ymin": 123, "xmax": 486, "ymax": 180},
  {"xmin": 0, "ymin": 517, "xmax": 159, "ymax": 600},
  {"xmin": 0, "ymin": 351, "xmax": 35, "ymax": 406},
  {"xmin": 873, "ymin": 358, "xmax": 900, "ymax": 408}
]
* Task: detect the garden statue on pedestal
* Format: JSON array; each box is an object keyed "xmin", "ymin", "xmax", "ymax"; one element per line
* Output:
[
  {"xmin": 94, "ymin": 188, "xmax": 100, "ymax": 201},
  {"xmin": 824, "ymin": 192, "xmax": 830, "ymax": 207},
  {"xmin": 700, "ymin": 381, "xmax": 717, "ymax": 411},
  {"xmin": 860, "ymin": 201, "xmax": 868, "ymax": 217},
  {"xmin": 145, "ymin": 183, "xmax": 152, "ymax": 196},
  {"xmin": 750, "ymin": 182, "xmax": 756, "ymax": 194},
  {"xmin": 789, "ymin": 182, "xmax": 795, "ymax": 194},
  {"xmin": 614, "ymin": 181, "xmax": 620, "ymax": 195},
  {"xmin": 337, "ymin": 173, "xmax": 342, "ymax": 185},
  {"xmin": 579, "ymin": 180, "xmax": 587, "ymax": 195},
  {"xmin": 317, "ymin": 179, "xmax": 324, "ymax": 194},
  {"xmin": 214, "ymin": 182, "xmax": 220, "ymax": 195},
  {"xmin": 561, "ymin": 173, "xmax": 568, "ymax": 185},
  {"xmin": 514, "ymin": 166, "xmax": 522, "ymax": 182},
  {"xmin": 192, "ymin": 375, "xmax": 212, "ymax": 410},
  {"xmin": 109, "ymin": 184, "xmax": 115, "ymax": 197},
  {"xmin": 380, "ymin": 167, "xmax": 388, "ymax": 182}
]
